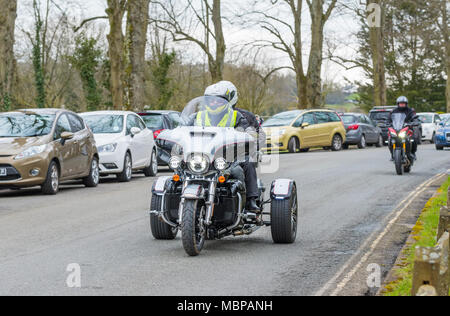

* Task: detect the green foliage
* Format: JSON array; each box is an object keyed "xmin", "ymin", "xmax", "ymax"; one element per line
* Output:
[
  {"xmin": 355, "ymin": 0, "xmax": 447, "ymax": 112},
  {"xmin": 32, "ymin": 0, "xmax": 46, "ymax": 108},
  {"xmin": 383, "ymin": 177, "xmax": 450, "ymax": 296},
  {"xmin": 69, "ymin": 35, "xmax": 102, "ymax": 111},
  {"xmin": 1, "ymin": 93, "xmax": 12, "ymax": 112},
  {"xmin": 149, "ymin": 51, "xmax": 176, "ymax": 110}
]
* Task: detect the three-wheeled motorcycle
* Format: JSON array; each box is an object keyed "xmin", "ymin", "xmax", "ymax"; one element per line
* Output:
[{"xmin": 149, "ymin": 96, "xmax": 298, "ymax": 256}]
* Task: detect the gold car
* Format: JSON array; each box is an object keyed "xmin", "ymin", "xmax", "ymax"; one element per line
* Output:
[
  {"xmin": 0, "ymin": 109, "xmax": 99, "ymax": 194},
  {"xmin": 262, "ymin": 110, "xmax": 346, "ymax": 153}
]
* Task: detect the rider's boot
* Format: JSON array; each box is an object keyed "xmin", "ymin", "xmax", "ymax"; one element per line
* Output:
[{"xmin": 246, "ymin": 198, "xmax": 260, "ymax": 212}]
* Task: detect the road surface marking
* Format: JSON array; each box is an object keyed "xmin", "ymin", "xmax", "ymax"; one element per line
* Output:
[{"xmin": 314, "ymin": 172, "xmax": 446, "ymax": 296}]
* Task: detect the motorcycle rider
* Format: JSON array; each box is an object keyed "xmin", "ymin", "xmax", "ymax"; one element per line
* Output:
[
  {"xmin": 388, "ymin": 96, "xmax": 419, "ymax": 160},
  {"xmin": 189, "ymin": 81, "xmax": 261, "ymax": 212}
]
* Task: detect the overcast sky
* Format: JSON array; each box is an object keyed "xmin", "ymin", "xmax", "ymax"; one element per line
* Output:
[{"xmin": 15, "ymin": 0, "xmax": 366, "ymax": 84}]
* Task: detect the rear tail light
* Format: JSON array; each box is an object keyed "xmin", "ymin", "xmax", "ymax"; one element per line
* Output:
[
  {"xmin": 347, "ymin": 124, "xmax": 359, "ymax": 131},
  {"xmin": 153, "ymin": 129, "xmax": 164, "ymax": 139}
]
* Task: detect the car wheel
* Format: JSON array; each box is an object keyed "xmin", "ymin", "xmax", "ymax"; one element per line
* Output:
[
  {"xmin": 41, "ymin": 161, "xmax": 59, "ymax": 195},
  {"xmin": 288, "ymin": 137, "xmax": 299, "ymax": 153},
  {"xmin": 375, "ymin": 135, "xmax": 383, "ymax": 148},
  {"xmin": 331, "ymin": 135, "xmax": 343, "ymax": 151},
  {"xmin": 436, "ymin": 145, "xmax": 444, "ymax": 151},
  {"xmin": 357, "ymin": 135, "xmax": 366, "ymax": 149},
  {"xmin": 83, "ymin": 157, "xmax": 100, "ymax": 187},
  {"xmin": 144, "ymin": 149, "xmax": 158, "ymax": 177},
  {"xmin": 117, "ymin": 152, "xmax": 133, "ymax": 182}
]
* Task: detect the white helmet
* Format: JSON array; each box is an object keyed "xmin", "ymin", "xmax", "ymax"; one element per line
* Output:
[{"xmin": 204, "ymin": 81, "xmax": 238, "ymax": 108}]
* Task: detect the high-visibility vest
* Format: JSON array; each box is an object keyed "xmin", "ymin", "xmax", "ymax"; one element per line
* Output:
[{"xmin": 196, "ymin": 109, "xmax": 238, "ymax": 127}]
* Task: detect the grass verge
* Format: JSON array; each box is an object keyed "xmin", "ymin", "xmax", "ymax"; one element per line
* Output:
[{"xmin": 382, "ymin": 176, "xmax": 450, "ymax": 296}]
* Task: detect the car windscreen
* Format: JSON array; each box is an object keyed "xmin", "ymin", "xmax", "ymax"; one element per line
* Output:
[
  {"xmin": 83, "ymin": 115, "xmax": 124, "ymax": 134},
  {"xmin": 263, "ymin": 111, "xmax": 302, "ymax": 127},
  {"xmin": 419, "ymin": 114, "xmax": 433, "ymax": 124},
  {"xmin": 369, "ymin": 111, "xmax": 390, "ymax": 121},
  {"xmin": 342, "ymin": 115, "xmax": 357, "ymax": 124},
  {"xmin": 0, "ymin": 113, "xmax": 55, "ymax": 137},
  {"xmin": 139, "ymin": 114, "xmax": 164, "ymax": 130}
]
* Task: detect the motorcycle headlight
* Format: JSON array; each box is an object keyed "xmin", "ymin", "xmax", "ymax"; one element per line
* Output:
[
  {"xmin": 188, "ymin": 154, "xmax": 209, "ymax": 174},
  {"xmin": 169, "ymin": 156, "xmax": 182, "ymax": 170},
  {"xmin": 214, "ymin": 158, "xmax": 228, "ymax": 171},
  {"xmin": 15, "ymin": 144, "xmax": 47, "ymax": 160},
  {"xmin": 98, "ymin": 143, "xmax": 118, "ymax": 153},
  {"xmin": 399, "ymin": 131, "xmax": 407, "ymax": 139}
]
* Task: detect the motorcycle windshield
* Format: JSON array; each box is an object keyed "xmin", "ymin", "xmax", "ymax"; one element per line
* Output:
[
  {"xmin": 391, "ymin": 113, "xmax": 406, "ymax": 131},
  {"xmin": 181, "ymin": 96, "xmax": 234, "ymax": 127},
  {"xmin": 160, "ymin": 96, "xmax": 255, "ymax": 163}
]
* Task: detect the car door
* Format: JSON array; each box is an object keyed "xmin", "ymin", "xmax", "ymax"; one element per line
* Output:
[
  {"xmin": 126, "ymin": 114, "xmax": 150, "ymax": 168},
  {"xmin": 314, "ymin": 111, "xmax": 332, "ymax": 145},
  {"xmin": 53, "ymin": 113, "xmax": 78, "ymax": 178},
  {"xmin": 67, "ymin": 113, "xmax": 90, "ymax": 175},
  {"xmin": 366, "ymin": 116, "xmax": 380, "ymax": 143},
  {"xmin": 297, "ymin": 112, "xmax": 320, "ymax": 147}
]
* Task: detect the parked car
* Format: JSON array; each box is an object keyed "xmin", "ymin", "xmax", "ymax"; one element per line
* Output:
[
  {"xmin": 435, "ymin": 119, "xmax": 450, "ymax": 150},
  {"xmin": 369, "ymin": 106, "xmax": 396, "ymax": 145},
  {"xmin": 418, "ymin": 113, "xmax": 442, "ymax": 143},
  {"xmin": 341, "ymin": 113, "xmax": 383, "ymax": 149},
  {"xmin": 0, "ymin": 109, "xmax": 99, "ymax": 194},
  {"xmin": 262, "ymin": 109, "xmax": 346, "ymax": 153},
  {"xmin": 81, "ymin": 111, "xmax": 158, "ymax": 182},
  {"xmin": 137, "ymin": 111, "xmax": 183, "ymax": 165},
  {"xmin": 439, "ymin": 113, "xmax": 450, "ymax": 122}
]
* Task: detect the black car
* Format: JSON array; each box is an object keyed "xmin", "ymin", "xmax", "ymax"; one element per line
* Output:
[
  {"xmin": 369, "ymin": 106, "xmax": 396, "ymax": 145},
  {"xmin": 342, "ymin": 113, "xmax": 383, "ymax": 149},
  {"xmin": 138, "ymin": 111, "xmax": 183, "ymax": 165}
]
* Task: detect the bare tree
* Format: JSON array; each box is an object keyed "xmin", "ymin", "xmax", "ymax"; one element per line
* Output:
[
  {"xmin": 151, "ymin": 0, "xmax": 226, "ymax": 83},
  {"xmin": 106, "ymin": 0, "xmax": 127, "ymax": 109},
  {"xmin": 0, "ymin": 0, "xmax": 17, "ymax": 110},
  {"xmin": 437, "ymin": 0, "xmax": 450, "ymax": 112},
  {"xmin": 247, "ymin": 0, "xmax": 337, "ymax": 109},
  {"xmin": 125, "ymin": 0, "xmax": 150, "ymax": 110},
  {"xmin": 306, "ymin": 0, "xmax": 338, "ymax": 107},
  {"xmin": 367, "ymin": 0, "xmax": 387, "ymax": 106}
]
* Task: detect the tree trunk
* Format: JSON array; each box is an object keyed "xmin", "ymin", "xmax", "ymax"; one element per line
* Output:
[
  {"xmin": 106, "ymin": 0, "xmax": 127, "ymax": 110},
  {"xmin": 368, "ymin": 0, "xmax": 387, "ymax": 107},
  {"xmin": 126, "ymin": 0, "xmax": 150, "ymax": 111},
  {"xmin": 0, "ymin": 0, "xmax": 17, "ymax": 110},
  {"xmin": 306, "ymin": 0, "xmax": 325, "ymax": 108},
  {"xmin": 211, "ymin": 0, "xmax": 225, "ymax": 82},
  {"xmin": 440, "ymin": 0, "xmax": 450, "ymax": 112}
]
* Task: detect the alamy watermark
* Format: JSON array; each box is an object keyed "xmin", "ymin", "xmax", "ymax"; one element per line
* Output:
[
  {"xmin": 66, "ymin": 263, "xmax": 81, "ymax": 288},
  {"xmin": 361, "ymin": 1, "xmax": 382, "ymax": 28}
]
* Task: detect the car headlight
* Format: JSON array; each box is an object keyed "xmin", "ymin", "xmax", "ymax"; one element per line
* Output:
[
  {"xmin": 169, "ymin": 156, "xmax": 182, "ymax": 170},
  {"xmin": 15, "ymin": 144, "xmax": 47, "ymax": 160},
  {"xmin": 214, "ymin": 158, "xmax": 228, "ymax": 171},
  {"xmin": 98, "ymin": 143, "xmax": 118, "ymax": 153},
  {"xmin": 273, "ymin": 129, "xmax": 286, "ymax": 136},
  {"xmin": 188, "ymin": 154, "xmax": 209, "ymax": 174}
]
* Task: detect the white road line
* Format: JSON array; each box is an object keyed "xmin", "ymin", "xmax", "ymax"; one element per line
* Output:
[{"xmin": 314, "ymin": 172, "xmax": 446, "ymax": 296}]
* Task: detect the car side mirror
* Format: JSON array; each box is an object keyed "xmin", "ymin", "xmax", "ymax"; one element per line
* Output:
[
  {"xmin": 301, "ymin": 123, "xmax": 310, "ymax": 128},
  {"xmin": 60, "ymin": 132, "xmax": 74, "ymax": 145},
  {"xmin": 130, "ymin": 127, "xmax": 141, "ymax": 136}
]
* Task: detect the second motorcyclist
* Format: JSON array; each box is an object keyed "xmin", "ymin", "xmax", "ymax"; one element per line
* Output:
[{"xmin": 388, "ymin": 96, "xmax": 420, "ymax": 160}]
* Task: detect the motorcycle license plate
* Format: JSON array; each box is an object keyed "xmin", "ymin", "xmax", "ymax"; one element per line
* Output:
[{"xmin": 0, "ymin": 168, "xmax": 6, "ymax": 176}]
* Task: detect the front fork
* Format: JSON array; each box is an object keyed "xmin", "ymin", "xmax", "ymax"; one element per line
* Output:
[{"xmin": 178, "ymin": 180, "xmax": 217, "ymax": 226}]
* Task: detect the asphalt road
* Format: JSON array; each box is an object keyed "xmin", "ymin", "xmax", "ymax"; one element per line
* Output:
[{"xmin": 0, "ymin": 144, "xmax": 449, "ymax": 296}]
